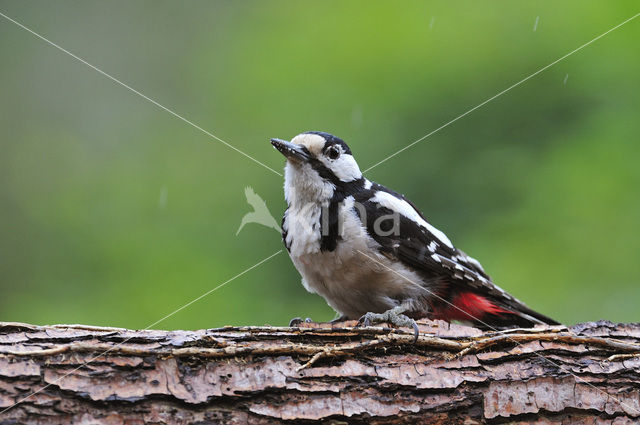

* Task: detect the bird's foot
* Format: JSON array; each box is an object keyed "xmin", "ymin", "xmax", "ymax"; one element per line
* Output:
[
  {"xmin": 289, "ymin": 317, "xmax": 314, "ymax": 327},
  {"xmin": 357, "ymin": 306, "xmax": 420, "ymax": 342}
]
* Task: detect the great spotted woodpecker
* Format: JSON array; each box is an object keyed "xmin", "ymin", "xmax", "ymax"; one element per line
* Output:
[{"xmin": 271, "ymin": 131, "xmax": 559, "ymax": 336}]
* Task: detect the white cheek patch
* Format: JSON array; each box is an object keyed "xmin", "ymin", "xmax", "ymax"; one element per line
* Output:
[
  {"xmin": 320, "ymin": 154, "xmax": 362, "ymax": 182},
  {"xmin": 290, "ymin": 133, "xmax": 362, "ymax": 183},
  {"xmin": 371, "ymin": 191, "xmax": 454, "ymax": 249}
]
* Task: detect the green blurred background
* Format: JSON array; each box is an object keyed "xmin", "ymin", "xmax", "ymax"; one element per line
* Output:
[{"xmin": 1, "ymin": 1, "xmax": 639, "ymax": 329}]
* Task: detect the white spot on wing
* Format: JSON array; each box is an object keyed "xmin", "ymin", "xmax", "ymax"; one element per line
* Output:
[
  {"xmin": 371, "ymin": 191, "xmax": 454, "ymax": 249},
  {"xmin": 464, "ymin": 255, "xmax": 485, "ymax": 273}
]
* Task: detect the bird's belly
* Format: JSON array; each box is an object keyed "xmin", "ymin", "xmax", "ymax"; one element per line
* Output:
[
  {"xmin": 286, "ymin": 198, "xmax": 429, "ymax": 318},
  {"xmin": 292, "ymin": 248, "xmax": 427, "ymax": 319}
]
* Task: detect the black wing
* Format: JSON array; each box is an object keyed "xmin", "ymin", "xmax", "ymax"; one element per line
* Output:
[{"xmin": 353, "ymin": 183, "xmax": 559, "ymax": 328}]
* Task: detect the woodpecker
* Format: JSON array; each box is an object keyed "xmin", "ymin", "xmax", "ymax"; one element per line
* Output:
[{"xmin": 271, "ymin": 131, "xmax": 559, "ymax": 336}]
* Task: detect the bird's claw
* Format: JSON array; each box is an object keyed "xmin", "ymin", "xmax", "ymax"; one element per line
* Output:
[
  {"xmin": 356, "ymin": 307, "xmax": 420, "ymax": 343},
  {"xmin": 289, "ymin": 317, "xmax": 313, "ymax": 327},
  {"xmin": 410, "ymin": 321, "xmax": 420, "ymax": 343}
]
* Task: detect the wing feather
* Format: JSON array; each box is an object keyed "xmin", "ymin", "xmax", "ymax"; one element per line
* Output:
[{"xmin": 353, "ymin": 183, "xmax": 559, "ymax": 327}]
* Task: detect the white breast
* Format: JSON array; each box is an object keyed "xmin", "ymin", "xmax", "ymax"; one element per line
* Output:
[
  {"xmin": 284, "ymin": 202, "xmax": 323, "ymax": 256},
  {"xmin": 285, "ymin": 197, "xmax": 429, "ymax": 318}
]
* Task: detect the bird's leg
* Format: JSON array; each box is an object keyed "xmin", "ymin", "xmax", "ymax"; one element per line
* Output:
[{"xmin": 357, "ymin": 305, "xmax": 420, "ymax": 342}]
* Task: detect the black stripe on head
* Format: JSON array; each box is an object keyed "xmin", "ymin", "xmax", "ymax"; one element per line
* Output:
[
  {"xmin": 301, "ymin": 132, "xmax": 359, "ymax": 189},
  {"xmin": 307, "ymin": 154, "xmax": 364, "ymax": 196},
  {"xmin": 304, "ymin": 131, "xmax": 352, "ymax": 155}
]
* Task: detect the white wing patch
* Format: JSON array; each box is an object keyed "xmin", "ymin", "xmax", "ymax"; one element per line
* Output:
[
  {"xmin": 371, "ymin": 191, "xmax": 454, "ymax": 249},
  {"xmin": 455, "ymin": 252, "xmax": 486, "ymax": 274}
]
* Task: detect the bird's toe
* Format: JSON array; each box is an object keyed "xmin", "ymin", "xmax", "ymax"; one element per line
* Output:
[
  {"xmin": 356, "ymin": 308, "xmax": 420, "ymax": 342},
  {"xmin": 289, "ymin": 317, "xmax": 313, "ymax": 327}
]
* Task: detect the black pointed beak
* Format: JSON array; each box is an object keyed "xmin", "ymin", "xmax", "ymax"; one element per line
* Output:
[{"xmin": 270, "ymin": 138, "xmax": 310, "ymax": 162}]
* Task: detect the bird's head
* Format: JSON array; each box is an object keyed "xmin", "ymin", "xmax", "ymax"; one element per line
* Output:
[{"xmin": 271, "ymin": 132, "xmax": 363, "ymax": 205}]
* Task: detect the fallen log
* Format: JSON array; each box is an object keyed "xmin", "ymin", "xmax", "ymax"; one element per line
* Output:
[{"xmin": 1, "ymin": 320, "xmax": 639, "ymax": 424}]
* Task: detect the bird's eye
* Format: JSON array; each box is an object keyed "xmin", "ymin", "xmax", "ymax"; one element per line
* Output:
[{"xmin": 327, "ymin": 147, "xmax": 340, "ymax": 160}]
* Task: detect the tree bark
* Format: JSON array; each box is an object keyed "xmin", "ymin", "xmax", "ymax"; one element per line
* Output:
[{"xmin": 1, "ymin": 320, "xmax": 639, "ymax": 424}]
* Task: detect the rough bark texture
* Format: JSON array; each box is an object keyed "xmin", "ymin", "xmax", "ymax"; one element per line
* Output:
[{"xmin": 1, "ymin": 320, "xmax": 640, "ymax": 424}]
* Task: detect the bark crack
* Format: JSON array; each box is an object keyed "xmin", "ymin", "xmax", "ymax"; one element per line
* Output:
[{"xmin": 1, "ymin": 319, "xmax": 639, "ymax": 423}]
